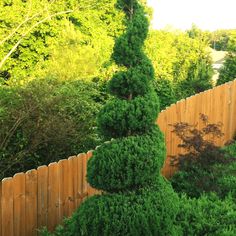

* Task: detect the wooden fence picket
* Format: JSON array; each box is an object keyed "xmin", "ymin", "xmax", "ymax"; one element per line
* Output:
[
  {"xmin": 2, "ymin": 178, "xmax": 14, "ymax": 236},
  {"xmin": 68, "ymin": 156, "xmax": 76, "ymax": 216},
  {"xmin": 77, "ymin": 154, "xmax": 84, "ymax": 206},
  {"xmin": 25, "ymin": 170, "xmax": 38, "ymax": 236},
  {"xmin": 13, "ymin": 173, "xmax": 26, "ymax": 236},
  {"xmin": 47, "ymin": 163, "xmax": 59, "ymax": 232},
  {"xmin": 37, "ymin": 166, "xmax": 48, "ymax": 230}
]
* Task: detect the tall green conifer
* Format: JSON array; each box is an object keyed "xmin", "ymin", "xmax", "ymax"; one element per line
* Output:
[{"xmin": 74, "ymin": 0, "xmax": 179, "ymax": 235}]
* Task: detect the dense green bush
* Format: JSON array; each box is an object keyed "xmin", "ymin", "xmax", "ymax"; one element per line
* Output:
[
  {"xmin": 177, "ymin": 194, "xmax": 236, "ymax": 236},
  {"xmin": 217, "ymin": 53, "xmax": 236, "ymax": 85},
  {"xmin": 97, "ymin": 91, "xmax": 159, "ymax": 139},
  {"xmin": 41, "ymin": 191, "xmax": 236, "ymax": 236},
  {"xmin": 42, "ymin": 178, "xmax": 179, "ymax": 236},
  {"xmin": 175, "ymin": 58, "xmax": 213, "ymax": 99},
  {"xmin": 87, "ymin": 126, "xmax": 165, "ymax": 192},
  {"xmin": 171, "ymin": 160, "xmax": 236, "ymax": 199},
  {"xmin": 152, "ymin": 79, "xmax": 176, "ymax": 110},
  {"xmin": 0, "ymin": 78, "xmax": 105, "ymax": 179}
]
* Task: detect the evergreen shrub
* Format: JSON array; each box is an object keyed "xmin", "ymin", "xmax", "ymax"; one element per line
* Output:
[
  {"xmin": 177, "ymin": 194, "xmax": 236, "ymax": 235},
  {"xmin": 152, "ymin": 79, "xmax": 176, "ymax": 110},
  {"xmin": 41, "ymin": 178, "xmax": 179, "ymax": 236},
  {"xmin": 87, "ymin": 126, "xmax": 165, "ymax": 192},
  {"xmin": 43, "ymin": 0, "xmax": 179, "ymax": 235},
  {"xmin": 73, "ymin": 0, "xmax": 179, "ymax": 235},
  {"xmin": 217, "ymin": 53, "xmax": 236, "ymax": 86}
]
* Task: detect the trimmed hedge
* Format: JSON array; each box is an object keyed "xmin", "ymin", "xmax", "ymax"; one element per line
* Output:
[
  {"xmin": 97, "ymin": 91, "xmax": 159, "ymax": 139},
  {"xmin": 81, "ymin": 0, "xmax": 179, "ymax": 235},
  {"xmin": 75, "ymin": 179, "xmax": 179, "ymax": 236},
  {"xmin": 42, "ymin": 178, "xmax": 179, "ymax": 236},
  {"xmin": 87, "ymin": 126, "xmax": 165, "ymax": 192},
  {"xmin": 44, "ymin": 1, "xmax": 179, "ymax": 235}
]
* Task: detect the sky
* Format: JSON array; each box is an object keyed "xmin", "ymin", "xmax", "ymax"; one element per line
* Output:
[{"xmin": 147, "ymin": 0, "xmax": 236, "ymax": 31}]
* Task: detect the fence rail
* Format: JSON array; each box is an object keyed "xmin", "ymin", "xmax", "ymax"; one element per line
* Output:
[{"xmin": 1, "ymin": 80, "xmax": 236, "ymax": 235}]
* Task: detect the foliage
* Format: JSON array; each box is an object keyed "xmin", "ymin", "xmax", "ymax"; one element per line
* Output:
[
  {"xmin": 170, "ymin": 114, "xmax": 236, "ymax": 199},
  {"xmin": 145, "ymin": 29, "xmax": 213, "ymax": 104},
  {"xmin": 0, "ymin": 0, "xmax": 214, "ymax": 105},
  {"xmin": 187, "ymin": 24, "xmax": 207, "ymax": 40},
  {"xmin": 152, "ymin": 79, "xmax": 176, "ymax": 110},
  {"xmin": 0, "ymin": 0, "xmax": 125, "ymax": 84},
  {"xmin": 37, "ymin": 0, "xmax": 125, "ymax": 83},
  {"xmin": 46, "ymin": 0, "xmax": 179, "ymax": 235},
  {"xmin": 87, "ymin": 126, "xmax": 165, "ymax": 192},
  {"xmin": 210, "ymin": 29, "xmax": 236, "ymax": 51},
  {"xmin": 172, "ymin": 34, "xmax": 213, "ymax": 100},
  {"xmin": 42, "ymin": 185, "xmax": 236, "ymax": 236},
  {"xmin": 217, "ymin": 52, "xmax": 236, "ymax": 85},
  {"xmin": 176, "ymin": 194, "xmax": 236, "ymax": 236},
  {"xmin": 176, "ymin": 58, "xmax": 213, "ymax": 98},
  {"xmin": 97, "ymin": 91, "xmax": 159, "ymax": 139},
  {"xmin": 0, "ymin": 0, "xmax": 72, "ymax": 83},
  {"xmin": 0, "ymin": 78, "xmax": 105, "ymax": 179},
  {"xmin": 41, "ymin": 178, "xmax": 179, "ymax": 236},
  {"xmin": 145, "ymin": 30, "xmax": 176, "ymax": 81},
  {"xmin": 223, "ymin": 140, "xmax": 236, "ymax": 156}
]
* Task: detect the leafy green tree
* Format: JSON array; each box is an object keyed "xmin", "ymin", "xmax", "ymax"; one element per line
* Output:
[
  {"xmin": 145, "ymin": 30, "xmax": 176, "ymax": 81},
  {"xmin": 50, "ymin": 1, "xmax": 179, "ymax": 235},
  {"xmin": 217, "ymin": 52, "xmax": 236, "ymax": 85},
  {"xmin": 227, "ymin": 30, "xmax": 236, "ymax": 52},
  {"xmin": 187, "ymin": 24, "xmax": 209, "ymax": 44},
  {"xmin": 38, "ymin": 2, "xmax": 124, "ymax": 82},
  {"xmin": 176, "ymin": 58, "xmax": 213, "ymax": 98},
  {"xmin": 0, "ymin": 0, "xmax": 125, "ymax": 84},
  {"xmin": 153, "ymin": 79, "xmax": 176, "ymax": 110},
  {"xmin": 209, "ymin": 29, "xmax": 236, "ymax": 51},
  {"xmin": 145, "ymin": 29, "xmax": 213, "ymax": 105},
  {"xmin": 0, "ymin": 0, "xmax": 75, "ymax": 83},
  {"xmin": 187, "ymin": 24, "xmax": 202, "ymax": 39}
]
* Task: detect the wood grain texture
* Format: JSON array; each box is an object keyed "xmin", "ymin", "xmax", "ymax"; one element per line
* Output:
[
  {"xmin": 25, "ymin": 170, "xmax": 38, "ymax": 236},
  {"xmin": 37, "ymin": 166, "xmax": 48, "ymax": 230},
  {"xmin": 13, "ymin": 173, "xmax": 26, "ymax": 236},
  {"xmin": 1, "ymin": 178, "xmax": 14, "ymax": 236}
]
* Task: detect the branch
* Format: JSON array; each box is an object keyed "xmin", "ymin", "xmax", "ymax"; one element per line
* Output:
[
  {"xmin": 0, "ymin": 9, "xmax": 74, "ymax": 70},
  {"xmin": 0, "ymin": 115, "xmax": 27, "ymax": 150},
  {"xmin": 0, "ymin": 0, "xmax": 57, "ymax": 46}
]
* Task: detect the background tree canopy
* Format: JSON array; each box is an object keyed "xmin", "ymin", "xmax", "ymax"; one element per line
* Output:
[
  {"xmin": 0, "ymin": 0, "xmax": 230, "ymax": 179},
  {"xmin": 0, "ymin": 0, "xmax": 125, "ymax": 84}
]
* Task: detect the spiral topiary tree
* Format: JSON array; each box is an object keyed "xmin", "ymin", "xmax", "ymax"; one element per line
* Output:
[{"xmin": 74, "ymin": 1, "xmax": 179, "ymax": 235}]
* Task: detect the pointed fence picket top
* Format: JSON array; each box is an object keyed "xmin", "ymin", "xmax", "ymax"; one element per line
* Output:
[{"xmin": 1, "ymin": 80, "xmax": 236, "ymax": 235}]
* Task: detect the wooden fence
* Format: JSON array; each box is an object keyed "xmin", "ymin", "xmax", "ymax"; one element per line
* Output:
[
  {"xmin": 1, "ymin": 80, "xmax": 236, "ymax": 235},
  {"xmin": 158, "ymin": 80, "xmax": 236, "ymax": 177},
  {"xmin": 0, "ymin": 152, "xmax": 100, "ymax": 236}
]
